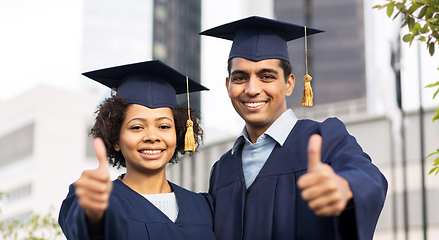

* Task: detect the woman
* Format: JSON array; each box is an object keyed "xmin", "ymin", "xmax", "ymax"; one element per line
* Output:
[{"xmin": 58, "ymin": 60, "xmax": 216, "ymax": 240}]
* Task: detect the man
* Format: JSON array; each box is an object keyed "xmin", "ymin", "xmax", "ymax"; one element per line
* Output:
[{"xmin": 200, "ymin": 16, "xmax": 387, "ymax": 240}]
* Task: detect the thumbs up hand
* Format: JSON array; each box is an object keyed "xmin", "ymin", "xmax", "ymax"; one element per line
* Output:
[
  {"xmin": 74, "ymin": 138, "xmax": 113, "ymax": 226},
  {"xmin": 297, "ymin": 134, "xmax": 353, "ymax": 217}
]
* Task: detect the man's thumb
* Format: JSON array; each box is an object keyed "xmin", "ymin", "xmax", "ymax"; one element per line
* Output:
[{"xmin": 307, "ymin": 134, "xmax": 323, "ymax": 171}]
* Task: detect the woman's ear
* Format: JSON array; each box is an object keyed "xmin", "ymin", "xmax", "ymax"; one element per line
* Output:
[{"xmin": 114, "ymin": 141, "xmax": 120, "ymax": 151}]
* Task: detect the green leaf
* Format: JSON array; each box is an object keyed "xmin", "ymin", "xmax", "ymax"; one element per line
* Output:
[
  {"xmin": 387, "ymin": 2, "xmax": 395, "ymax": 17},
  {"xmin": 420, "ymin": 24, "xmax": 430, "ymax": 34},
  {"xmin": 426, "ymin": 8, "xmax": 434, "ymax": 20},
  {"xmin": 425, "ymin": 81, "xmax": 439, "ymax": 88},
  {"xmin": 426, "ymin": 150, "xmax": 439, "ymax": 158},
  {"xmin": 408, "ymin": 3, "xmax": 422, "ymax": 15},
  {"xmin": 429, "ymin": 42, "xmax": 435, "ymax": 56},
  {"xmin": 393, "ymin": 10, "xmax": 402, "ymax": 20},
  {"xmin": 408, "ymin": 17, "xmax": 416, "ymax": 30},
  {"xmin": 434, "ymin": 87, "xmax": 439, "ymax": 99},
  {"xmin": 418, "ymin": 5, "xmax": 428, "ymax": 18},
  {"xmin": 396, "ymin": 2, "xmax": 406, "ymax": 11},
  {"xmin": 401, "ymin": 20, "xmax": 408, "ymax": 28},
  {"xmin": 429, "ymin": 166, "xmax": 438, "ymax": 175},
  {"xmin": 419, "ymin": 36, "xmax": 426, "ymax": 41},
  {"xmin": 433, "ymin": 108, "xmax": 439, "ymax": 122},
  {"xmin": 412, "ymin": 27, "xmax": 420, "ymax": 35},
  {"xmin": 403, "ymin": 33, "xmax": 413, "ymax": 42},
  {"xmin": 372, "ymin": 4, "xmax": 387, "ymax": 10}
]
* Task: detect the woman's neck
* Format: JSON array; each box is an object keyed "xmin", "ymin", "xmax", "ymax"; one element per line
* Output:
[{"xmin": 121, "ymin": 170, "xmax": 172, "ymax": 195}]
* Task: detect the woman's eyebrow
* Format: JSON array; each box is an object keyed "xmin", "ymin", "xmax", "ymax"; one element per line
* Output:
[
  {"xmin": 156, "ymin": 116, "xmax": 173, "ymax": 122},
  {"xmin": 127, "ymin": 117, "xmax": 147, "ymax": 125},
  {"xmin": 127, "ymin": 117, "xmax": 174, "ymax": 124}
]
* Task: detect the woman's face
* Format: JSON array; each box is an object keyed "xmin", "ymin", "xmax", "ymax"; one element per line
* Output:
[{"xmin": 114, "ymin": 104, "xmax": 176, "ymax": 175}]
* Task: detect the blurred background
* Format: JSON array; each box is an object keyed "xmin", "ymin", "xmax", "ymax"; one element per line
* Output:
[{"xmin": 0, "ymin": 0, "xmax": 438, "ymax": 239}]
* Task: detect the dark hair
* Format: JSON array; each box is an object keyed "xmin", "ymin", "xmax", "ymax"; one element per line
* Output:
[
  {"xmin": 227, "ymin": 58, "xmax": 292, "ymax": 82},
  {"xmin": 89, "ymin": 92, "xmax": 203, "ymax": 168}
]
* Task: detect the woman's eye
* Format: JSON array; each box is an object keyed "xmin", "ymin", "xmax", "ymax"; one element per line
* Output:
[
  {"xmin": 159, "ymin": 125, "xmax": 171, "ymax": 130},
  {"xmin": 130, "ymin": 126, "xmax": 143, "ymax": 130}
]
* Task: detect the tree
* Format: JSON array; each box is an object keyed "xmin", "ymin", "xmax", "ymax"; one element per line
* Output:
[
  {"xmin": 373, "ymin": 0, "xmax": 439, "ymax": 175},
  {"xmin": 0, "ymin": 193, "xmax": 63, "ymax": 240}
]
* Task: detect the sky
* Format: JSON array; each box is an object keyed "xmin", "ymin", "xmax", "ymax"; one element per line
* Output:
[{"xmin": 0, "ymin": 1, "xmax": 85, "ymax": 102}]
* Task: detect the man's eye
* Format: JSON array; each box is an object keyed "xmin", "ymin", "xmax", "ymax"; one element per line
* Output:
[
  {"xmin": 261, "ymin": 75, "xmax": 275, "ymax": 80},
  {"xmin": 232, "ymin": 76, "xmax": 246, "ymax": 82}
]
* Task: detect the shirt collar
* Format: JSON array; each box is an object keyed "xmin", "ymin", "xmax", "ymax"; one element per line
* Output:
[{"xmin": 231, "ymin": 109, "xmax": 298, "ymax": 154}]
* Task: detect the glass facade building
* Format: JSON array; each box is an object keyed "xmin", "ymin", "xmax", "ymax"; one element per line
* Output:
[{"xmin": 275, "ymin": 0, "xmax": 366, "ymax": 108}]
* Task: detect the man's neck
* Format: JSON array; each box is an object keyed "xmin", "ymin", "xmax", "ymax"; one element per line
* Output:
[
  {"xmin": 245, "ymin": 124, "xmax": 271, "ymax": 143},
  {"xmin": 244, "ymin": 108, "xmax": 290, "ymax": 143}
]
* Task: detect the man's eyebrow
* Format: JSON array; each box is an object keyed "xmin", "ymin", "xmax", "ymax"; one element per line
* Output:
[
  {"xmin": 231, "ymin": 70, "xmax": 248, "ymax": 76},
  {"xmin": 257, "ymin": 68, "xmax": 278, "ymax": 75}
]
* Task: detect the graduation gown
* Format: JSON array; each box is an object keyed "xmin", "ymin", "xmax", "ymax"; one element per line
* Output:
[
  {"xmin": 59, "ymin": 179, "xmax": 216, "ymax": 240},
  {"xmin": 209, "ymin": 118, "xmax": 388, "ymax": 240}
]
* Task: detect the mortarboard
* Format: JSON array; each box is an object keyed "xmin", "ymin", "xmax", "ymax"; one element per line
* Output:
[
  {"xmin": 82, "ymin": 60, "xmax": 208, "ymax": 109},
  {"xmin": 199, "ymin": 16, "xmax": 323, "ymax": 63},
  {"xmin": 200, "ymin": 16, "xmax": 323, "ymax": 106},
  {"xmin": 82, "ymin": 60, "xmax": 208, "ymax": 151}
]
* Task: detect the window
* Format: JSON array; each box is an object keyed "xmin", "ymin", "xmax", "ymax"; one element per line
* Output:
[
  {"xmin": 3, "ymin": 184, "xmax": 32, "ymax": 204},
  {"xmin": 0, "ymin": 124, "xmax": 34, "ymax": 168}
]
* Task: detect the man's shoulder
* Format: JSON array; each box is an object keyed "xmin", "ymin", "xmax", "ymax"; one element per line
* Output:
[{"xmin": 296, "ymin": 117, "xmax": 346, "ymax": 131}]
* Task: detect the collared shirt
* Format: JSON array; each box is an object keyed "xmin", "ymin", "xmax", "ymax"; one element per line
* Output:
[{"xmin": 231, "ymin": 109, "xmax": 298, "ymax": 188}]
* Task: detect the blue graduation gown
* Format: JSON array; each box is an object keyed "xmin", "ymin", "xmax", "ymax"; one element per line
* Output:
[
  {"xmin": 59, "ymin": 179, "xmax": 216, "ymax": 240},
  {"xmin": 209, "ymin": 118, "xmax": 388, "ymax": 240}
]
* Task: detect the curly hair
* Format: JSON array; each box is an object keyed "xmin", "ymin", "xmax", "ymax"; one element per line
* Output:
[{"xmin": 89, "ymin": 92, "xmax": 203, "ymax": 168}]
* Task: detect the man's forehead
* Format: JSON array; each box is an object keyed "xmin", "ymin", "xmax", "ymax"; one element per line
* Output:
[{"xmin": 230, "ymin": 58, "xmax": 284, "ymax": 72}]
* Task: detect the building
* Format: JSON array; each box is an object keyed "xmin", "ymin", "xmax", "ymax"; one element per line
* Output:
[
  {"xmin": 152, "ymin": 0, "xmax": 202, "ymax": 111},
  {"xmin": 274, "ymin": 0, "xmax": 367, "ymax": 108},
  {"xmin": 0, "ymin": 86, "xmax": 101, "ymax": 233}
]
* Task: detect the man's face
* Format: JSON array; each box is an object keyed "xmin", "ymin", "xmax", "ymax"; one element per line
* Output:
[{"xmin": 226, "ymin": 57, "xmax": 295, "ymax": 131}]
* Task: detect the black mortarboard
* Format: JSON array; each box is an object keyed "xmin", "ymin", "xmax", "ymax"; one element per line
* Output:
[
  {"xmin": 200, "ymin": 16, "xmax": 324, "ymax": 62},
  {"xmin": 82, "ymin": 60, "xmax": 209, "ymax": 109}
]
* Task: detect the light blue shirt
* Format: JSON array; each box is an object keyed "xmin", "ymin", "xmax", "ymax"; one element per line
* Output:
[{"xmin": 231, "ymin": 109, "xmax": 298, "ymax": 188}]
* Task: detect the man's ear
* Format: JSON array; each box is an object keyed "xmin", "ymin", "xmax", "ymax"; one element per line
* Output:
[
  {"xmin": 226, "ymin": 77, "xmax": 231, "ymax": 95},
  {"xmin": 286, "ymin": 74, "xmax": 295, "ymax": 97}
]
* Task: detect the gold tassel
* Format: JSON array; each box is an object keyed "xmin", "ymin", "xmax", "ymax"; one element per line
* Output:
[
  {"xmin": 184, "ymin": 76, "xmax": 195, "ymax": 151},
  {"xmin": 184, "ymin": 119, "xmax": 195, "ymax": 151},
  {"xmin": 301, "ymin": 26, "xmax": 314, "ymax": 107},
  {"xmin": 301, "ymin": 74, "xmax": 313, "ymax": 106}
]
